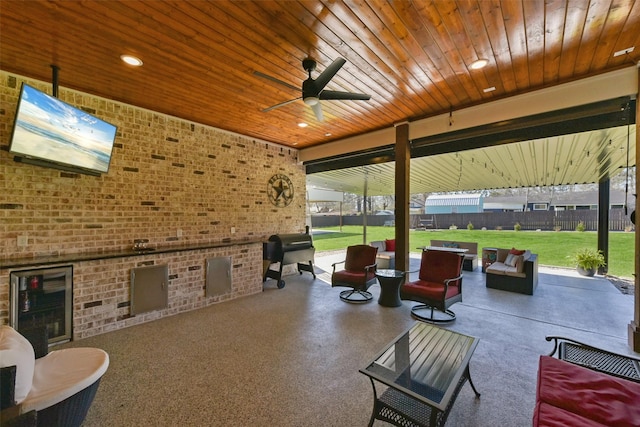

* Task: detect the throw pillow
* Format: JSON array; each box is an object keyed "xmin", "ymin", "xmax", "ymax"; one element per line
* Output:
[
  {"xmin": 504, "ymin": 253, "xmax": 518, "ymax": 267},
  {"xmin": 0, "ymin": 325, "xmax": 35, "ymax": 404},
  {"xmin": 385, "ymin": 239, "xmax": 396, "ymax": 251},
  {"xmin": 510, "ymin": 248, "xmax": 526, "ymax": 256},
  {"xmin": 443, "ymin": 242, "xmax": 459, "ymax": 248},
  {"xmin": 514, "ymin": 255, "xmax": 525, "ymax": 272}
]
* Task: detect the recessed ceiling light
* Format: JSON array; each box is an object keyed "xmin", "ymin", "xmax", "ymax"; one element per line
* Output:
[
  {"xmin": 613, "ymin": 47, "xmax": 634, "ymax": 57},
  {"xmin": 298, "ymin": 122, "xmax": 308, "ymax": 128},
  {"xmin": 470, "ymin": 59, "xmax": 488, "ymax": 70},
  {"xmin": 120, "ymin": 55, "xmax": 143, "ymax": 66},
  {"xmin": 483, "ymin": 86, "xmax": 496, "ymax": 93}
]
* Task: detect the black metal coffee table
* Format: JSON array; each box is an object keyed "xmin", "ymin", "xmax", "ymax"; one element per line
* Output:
[{"xmin": 360, "ymin": 322, "xmax": 480, "ymax": 427}]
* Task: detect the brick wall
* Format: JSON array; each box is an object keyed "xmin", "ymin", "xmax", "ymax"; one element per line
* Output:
[{"xmin": 0, "ymin": 71, "xmax": 307, "ymax": 339}]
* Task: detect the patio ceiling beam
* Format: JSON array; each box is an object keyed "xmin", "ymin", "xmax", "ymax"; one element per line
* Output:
[{"xmin": 411, "ymin": 97, "xmax": 633, "ymax": 157}]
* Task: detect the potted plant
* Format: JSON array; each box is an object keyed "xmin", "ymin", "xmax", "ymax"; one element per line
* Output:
[{"xmin": 569, "ymin": 248, "xmax": 606, "ymax": 277}]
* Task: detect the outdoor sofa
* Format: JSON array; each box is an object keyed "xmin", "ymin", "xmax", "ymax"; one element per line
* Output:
[
  {"xmin": 369, "ymin": 239, "xmax": 395, "ymax": 269},
  {"xmin": 485, "ymin": 247, "xmax": 538, "ymax": 295}
]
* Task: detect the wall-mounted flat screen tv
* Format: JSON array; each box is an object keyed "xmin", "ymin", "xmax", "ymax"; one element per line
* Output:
[{"xmin": 9, "ymin": 83, "xmax": 117, "ymax": 176}]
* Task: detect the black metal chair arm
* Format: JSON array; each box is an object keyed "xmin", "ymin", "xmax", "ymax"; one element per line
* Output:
[
  {"xmin": 364, "ymin": 263, "xmax": 377, "ymax": 272},
  {"xmin": 443, "ymin": 274, "xmax": 463, "ymax": 286},
  {"xmin": 331, "ymin": 260, "xmax": 346, "ymax": 272}
]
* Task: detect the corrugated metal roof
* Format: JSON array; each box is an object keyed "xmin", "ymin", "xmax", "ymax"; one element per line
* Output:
[
  {"xmin": 307, "ymin": 125, "xmax": 636, "ymax": 196},
  {"xmin": 426, "ymin": 194, "xmax": 482, "ymax": 206}
]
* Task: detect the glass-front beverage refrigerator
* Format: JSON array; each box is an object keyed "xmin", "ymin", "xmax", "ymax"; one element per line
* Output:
[{"xmin": 10, "ymin": 265, "xmax": 73, "ymax": 345}]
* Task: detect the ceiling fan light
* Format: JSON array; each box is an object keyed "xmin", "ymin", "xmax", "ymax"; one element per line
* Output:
[
  {"xmin": 304, "ymin": 97, "xmax": 319, "ymax": 106},
  {"xmin": 613, "ymin": 47, "xmax": 634, "ymax": 57},
  {"xmin": 470, "ymin": 59, "xmax": 488, "ymax": 70},
  {"xmin": 121, "ymin": 55, "xmax": 143, "ymax": 66}
]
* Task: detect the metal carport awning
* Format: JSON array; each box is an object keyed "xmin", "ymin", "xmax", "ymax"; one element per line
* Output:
[{"xmin": 305, "ymin": 97, "xmax": 636, "ymax": 196}]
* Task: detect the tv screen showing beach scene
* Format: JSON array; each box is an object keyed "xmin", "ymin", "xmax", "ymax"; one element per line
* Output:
[{"xmin": 9, "ymin": 83, "xmax": 117, "ymax": 174}]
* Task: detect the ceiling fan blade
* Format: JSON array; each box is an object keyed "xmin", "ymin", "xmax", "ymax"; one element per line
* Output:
[
  {"xmin": 253, "ymin": 70, "xmax": 300, "ymax": 92},
  {"xmin": 319, "ymin": 90, "xmax": 371, "ymax": 101},
  {"xmin": 310, "ymin": 102, "xmax": 324, "ymax": 122},
  {"xmin": 314, "ymin": 57, "xmax": 346, "ymax": 92},
  {"xmin": 262, "ymin": 97, "xmax": 301, "ymax": 112}
]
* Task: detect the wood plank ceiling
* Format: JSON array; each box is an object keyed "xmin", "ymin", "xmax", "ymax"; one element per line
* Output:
[{"xmin": 1, "ymin": 0, "xmax": 639, "ymax": 150}]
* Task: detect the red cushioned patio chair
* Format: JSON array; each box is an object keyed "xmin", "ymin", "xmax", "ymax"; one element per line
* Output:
[
  {"xmin": 400, "ymin": 249, "xmax": 464, "ymax": 322},
  {"xmin": 331, "ymin": 244, "xmax": 378, "ymax": 303}
]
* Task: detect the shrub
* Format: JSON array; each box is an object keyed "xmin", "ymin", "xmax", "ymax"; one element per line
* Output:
[
  {"xmin": 575, "ymin": 221, "xmax": 585, "ymax": 232},
  {"xmin": 449, "ymin": 224, "xmax": 458, "ymax": 230},
  {"xmin": 467, "ymin": 221, "xmax": 474, "ymax": 230},
  {"xmin": 569, "ymin": 248, "xmax": 606, "ymax": 270},
  {"xmin": 514, "ymin": 222, "xmax": 521, "ymax": 231}
]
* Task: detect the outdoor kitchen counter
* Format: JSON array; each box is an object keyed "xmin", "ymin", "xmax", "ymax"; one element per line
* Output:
[{"xmin": 1, "ymin": 238, "xmax": 264, "ymax": 269}]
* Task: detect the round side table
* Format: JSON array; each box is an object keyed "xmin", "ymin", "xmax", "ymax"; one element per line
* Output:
[{"xmin": 375, "ymin": 269, "xmax": 405, "ymax": 307}]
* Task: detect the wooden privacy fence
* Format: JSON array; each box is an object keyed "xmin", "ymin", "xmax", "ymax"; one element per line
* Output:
[{"xmin": 311, "ymin": 208, "xmax": 634, "ymax": 232}]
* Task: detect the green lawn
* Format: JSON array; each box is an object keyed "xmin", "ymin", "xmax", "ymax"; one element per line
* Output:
[{"xmin": 312, "ymin": 226, "xmax": 635, "ymax": 279}]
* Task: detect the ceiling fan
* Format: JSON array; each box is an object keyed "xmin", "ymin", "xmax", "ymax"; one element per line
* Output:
[{"xmin": 255, "ymin": 57, "xmax": 371, "ymax": 122}]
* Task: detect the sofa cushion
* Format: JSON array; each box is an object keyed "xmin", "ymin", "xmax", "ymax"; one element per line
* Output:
[
  {"xmin": 486, "ymin": 262, "xmax": 510, "ymax": 274},
  {"xmin": 537, "ymin": 356, "xmax": 640, "ymax": 427},
  {"xmin": 370, "ymin": 241, "xmax": 385, "ymax": 252},
  {"xmin": 385, "ymin": 239, "xmax": 396, "ymax": 251},
  {"xmin": 0, "ymin": 325, "xmax": 35, "ymax": 404},
  {"xmin": 486, "ymin": 262, "xmax": 526, "ymax": 278},
  {"xmin": 533, "ymin": 401, "xmax": 608, "ymax": 427}
]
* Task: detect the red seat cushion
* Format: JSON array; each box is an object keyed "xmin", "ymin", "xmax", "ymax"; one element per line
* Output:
[
  {"xmin": 533, "ymin": 401, "xmax": 608, "ymax": 427},
  {"xmin": 537, "ymin": 356, "xmax": 640, "ymax": 427},
  {"xmin": 401, "ymin": 280, "xmax": 460, "ymax": 299},
  {"xmin": 332, "ymin": 270, "xmax": 374, "ymax": 286}
]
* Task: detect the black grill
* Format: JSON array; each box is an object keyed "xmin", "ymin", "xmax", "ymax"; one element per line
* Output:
[{"xmin": 263, "ymin": 227, "xmax": 316, "ymax": 289}]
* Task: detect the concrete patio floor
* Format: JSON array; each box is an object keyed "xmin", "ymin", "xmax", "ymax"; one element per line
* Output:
[
  {"xmin": 71, "ymin": 249, "xmax": 638, "ymax": 426},
  {"xmin": 313, "ymin": 250, "xmax": 637, "ymax": 357},
  {"xmin": 305, "ymin": 250, "xmax": 637, "ymax": 424}
]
